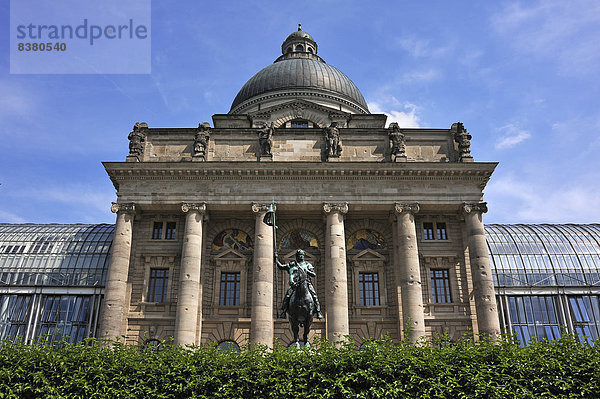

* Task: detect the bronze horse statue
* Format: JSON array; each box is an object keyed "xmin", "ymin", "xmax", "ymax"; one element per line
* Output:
[{"xmin": 288, "ymin": 265, "xmax": 314, "ymax": 349}]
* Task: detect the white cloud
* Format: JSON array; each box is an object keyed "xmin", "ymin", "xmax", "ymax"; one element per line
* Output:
[
  {"xmin": 0, "ymin": 210, "xmax": 26, "ymax": 224},
  {"xmin": 7, "ymin": 184, "xmax": 115, "ymax": 221},
  {"xmin": 396, "ymin": 36, "xmax": 450, "ymax": 59},
  {"xmin": 368, "ymin": 101, "xmax": 421, "ymax": 128},
  {"xmin": 494, "ymin": 124, "xmax": 531, "ymax": 149},
  {"xmin": 491, "ymin": 0, "xmax": 600, "ymax": 75},
  {"xmin": 0, "ymin": 81, "xmax": 35, "ymax": 121},
  {"xmin": 485, "ymin": 173, "xmax": 600, "ymax": 223}
]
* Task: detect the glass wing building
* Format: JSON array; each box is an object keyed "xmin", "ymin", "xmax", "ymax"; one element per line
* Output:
[
  {"xmin": 1, "ymin": 222, "xmax": 599, "ymax": 346},
  {"xmin": 0, "ymin": 224, "xmax": 113, "ymax": 343},
  {"xmin": 487, "ymin": 224, "xmax": 600, "ymax": 345}
]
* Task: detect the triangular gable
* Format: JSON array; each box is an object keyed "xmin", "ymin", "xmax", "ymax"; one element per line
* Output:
[
  {"xmin": 280, "ymin": 250, "xmax": 317, "ymax": 262},
  {"xmin": 214, "ymin": 248, "xmax": 246, "ymax": 260},
  {"xmin": 351, "ymin": 248, "xmax": 386, "ymax": 262},
  {"xmin": 249, "ymin": 99, "xmax": 348, "ymax": 120}
]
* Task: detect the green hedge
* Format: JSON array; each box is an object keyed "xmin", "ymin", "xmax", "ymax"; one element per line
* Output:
[{"xmin": 0, "ymin": 335, "xmax": 598, "ymax": 398}]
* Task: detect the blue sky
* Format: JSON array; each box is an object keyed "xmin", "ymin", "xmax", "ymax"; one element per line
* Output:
[{"xmin": 1, "ymin": 0, "xmax": 599, "ymax": 224}]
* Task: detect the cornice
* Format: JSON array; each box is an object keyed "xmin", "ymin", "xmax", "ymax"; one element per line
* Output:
[
  {"xmin": 104, "ymin": 161, "xmax": 496, "ymax": 188},
  {"xmin": 231, "ymin": 88, "xmax": 369, "ymax": 115}
]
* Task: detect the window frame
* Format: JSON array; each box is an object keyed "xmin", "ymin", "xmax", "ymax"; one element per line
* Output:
[
  {"xmin": 151, "ymin": 221, "xmax": 177, "ymax": 240},
  {"xmin": 219, "ymin": 271, "xmax": 241, "ymax": 306},
  {"xmin": 358, "ymin": 272, "xmax": 380, "ymax": 307},
  {"xmin": 420, "ymin": 220, "xmax": 451, "ymax": 242},
  {"xmin": 430, "ymin": 269, "xmax": 452, "ymax": 303},
  {"xmin": 147, "ymin": 268, "xmax": 169, "ymax": 303}
]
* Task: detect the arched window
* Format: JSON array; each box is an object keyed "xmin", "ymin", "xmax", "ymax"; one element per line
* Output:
[
  {"xmin": 217, "ymin": 340, "xmax": 240, "ymax": 352},
  {"xmin": 290, "ymin": 119, "xmax": 309, "ymax": 128},
  {"xmin": 286, "ymin": 47, "xmax": 292, "ymax": 53},
  {"xmin": 295, "ymin": 44, "xmax": 304, "ymax": 52},
  {"xmin": 347, "ymin": 229, "xmax": 386, "ymax": 250},
  {"xmin": 307, "ymin": 47, "xmax": 313, "ymax": 54},
  {"xmin": 212, "ymin": 229, "xmax": 253, "ymax": 251},
  {"xmin": 280, "ymin": 230, "xmax": 319, "ymax": 251},
  {"xmin": 141, "ymin": 338, "xmax": 163, "ymax": 350}
]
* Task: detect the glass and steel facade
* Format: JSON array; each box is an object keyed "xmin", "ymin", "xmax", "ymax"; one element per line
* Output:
[
  {"xmin": 1, "ymin": 222, "xmax": 600, "ymax": 345},
  {"xmin": 0, "ymin": 224, "xmax": 113, "ymax": 343},
  {"xmin": 487, "ymin": 224, "xmax": 600, "ymax": 345}
]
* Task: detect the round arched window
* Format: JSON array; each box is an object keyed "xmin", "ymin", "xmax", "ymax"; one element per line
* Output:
[
  {"xmin": 346, "ymin": 229, "xmax": 386, "ymax": 250},
  {"xmin": 280, "ymin": 230, "xmax": 319, "ymax": 251},
  {"xmin": 212, "ymin": 229, "xmax": 253, "ymax": 251},
  {"xmin": 217, "ymin": 340, "xmax": 240, "ymax": 352},
  {"xmin": 295, "ymin": 44, "xmax": 304, "ymax": 52}
]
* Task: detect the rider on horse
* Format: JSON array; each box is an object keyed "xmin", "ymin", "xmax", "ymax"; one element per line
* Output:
[{"xmin": 276, "ymin": 249, "xmax": 324, "ymax": 319}]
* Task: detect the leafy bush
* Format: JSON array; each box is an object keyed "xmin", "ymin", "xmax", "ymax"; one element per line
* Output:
[{"xmin": 0, "ymin": 335, "xmax": 598, "ymax": 398}]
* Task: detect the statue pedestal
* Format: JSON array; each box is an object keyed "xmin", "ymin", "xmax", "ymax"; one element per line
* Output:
[
  {"xmin": 259, "ymin": 154, "xmax": 273, "ymax": 161},
  {"xmin": 126, "ymin": 155, "xmax": 140, "ymax": 162},
  {"xmin": 192, "ymin": 155, "xmax": 206, "ymax": 162},
  {"xmin": 393, "ymin": 156, "xmax": 407, "ymax": 163}
]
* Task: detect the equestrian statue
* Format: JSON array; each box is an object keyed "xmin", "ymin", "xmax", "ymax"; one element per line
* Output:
[{"xmin": 276, "ymin": 250, "xmax": 323, "ymax": 348}]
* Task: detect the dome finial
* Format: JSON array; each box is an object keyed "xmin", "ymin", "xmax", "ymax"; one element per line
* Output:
[{"xmin": 298, "ymin": 23, "xmax": 302, "ymax": 31}]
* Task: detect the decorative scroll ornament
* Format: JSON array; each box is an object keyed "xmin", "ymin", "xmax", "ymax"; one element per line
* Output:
[
  {"xmin": 388, "ymin": 122, "xmax": 406, "ymax": 161},
  {"xmin": 111, "ymin": 202, "xmax": 135, "ymax": 214},
  {"xmin": 181, "ymin": 202, "xmax": 207, "ymax": 214},
  {"xmin": 462, "ymin": 202, "xmax": 488, "ymax": 215},
  {"xmin": 128, "ymin": 122, "xmax": 147, "ymax": 157},
  {"xmin": 251, "ymin": 202, "xmax": 275, "ymax": 213},
  {"xmin": 394, "ymin": 202, "xmax": 420, "ymax": 215},
  {"xmin": 193, "ymin": 122, "xmax": 211, "ymax": 160},
  {"xmin": 453, "ymin": 122, "xmax": 473, "ymax": 161},
  {"xmin": 322, "ymin": 202, "xmax": 348, "ymax": 214}
]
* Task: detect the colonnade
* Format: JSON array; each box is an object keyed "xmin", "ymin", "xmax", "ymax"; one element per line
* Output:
[{"xmin": 98, "ymin": 201, "xmax": 500, "ymax": 345}]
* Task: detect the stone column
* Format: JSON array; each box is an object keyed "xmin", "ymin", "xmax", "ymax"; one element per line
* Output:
[
  {"xmin": 323, "ymin": 202, "xmax": 349, "ymax": 341},
  {"xmin": 462, "ymin": 202, "xmax": 501, "ymax": 339},
  {"xmin": 395, "ymin": 203, "xmax": 426, "ymax": 343},
  {"xmin": 250, "ymin": 203, "xmax": 274, "ymax": 347},
  {"xmin": 174, "ymin": 203, "xmax": 206, "ymax": 346},
  {"xmin": 99, "ymin": 202, "xmax": 135, "ymax": 341}
]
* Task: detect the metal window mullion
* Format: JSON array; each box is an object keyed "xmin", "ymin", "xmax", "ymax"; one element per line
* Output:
[{"xmin": 28, "ymin": 293, "xmax": 43, "ymax": 343}]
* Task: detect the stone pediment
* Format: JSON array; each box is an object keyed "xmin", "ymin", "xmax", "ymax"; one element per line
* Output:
[
  {"xmin": 280, "ymin": 250, "xmax": 317, "ymax": 263},
  {"xmin": 351, "ymin": 248, "xmax": 386, "ymax": 262},
  {"xmin": 214, "ymin": 248, "xmax": 247, "ymax": 261},
  {"xmin": 249, "ymin": 100, "xmax": 351, "ymax": 128}
]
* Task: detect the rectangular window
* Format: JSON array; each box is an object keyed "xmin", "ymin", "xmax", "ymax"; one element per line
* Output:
[
  {"xmin": 423, "ymin": 223, "xmax": 434, "ymax": 240},
  {"xmin": 165, "ymin": 222, "xmax": 176, "ymax": 240},
  {"xmin": 507, "ymin": 296, "xmax": 561, "ymax": 347},
  {"xmin": 436, "ymin": 223, "xmax": 448, "ymax": 240},
  {"xmin": 220, "ymin": 272, "xmax": 240, "ymax": 306},
  {"xmin": 359, "ymin": 272, "xmax": 380, "ymax": 306},
  {"xmin": 430, "ymin": 269, "xmax": 451, "ymax": 303},
  {"xmin": 152, "ymin": 222, "xmax": 163, "ymax": 240},
  {"xmin": 568, "ymin": 296, "xmax": 600, "ymax": 344},
  {"xmin": 148, "ymin": 269, "xmax": 169, "ymax": 302}
]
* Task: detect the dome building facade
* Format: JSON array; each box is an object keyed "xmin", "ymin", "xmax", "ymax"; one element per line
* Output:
[{"xmin": 3, "ymin": 29, "xmax": 597, "ymax": 348}]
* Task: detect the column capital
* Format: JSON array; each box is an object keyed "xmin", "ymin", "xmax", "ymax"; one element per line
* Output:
[
  {"xmin": 110, "ymin": 202, "xmax": 135, "ymax": 214},
  {"xmin": 322, "ymin": 202, "xmax": 348, "ymax": 214},
  {"xmin": 394, "ymin": 202, "xmax": 420, "ymax": 215},
  {"xmin": 462, "ymin": 202, "xmax": 488, "ymax": 215},
  {"xmin": 251, "ymin": 202, "xmax": 276, "ymax": 213},
  {"xmin": 181, "ymin": 202, "xmax": 207, "ymax": 214}
]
